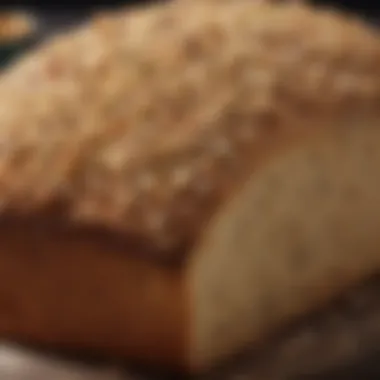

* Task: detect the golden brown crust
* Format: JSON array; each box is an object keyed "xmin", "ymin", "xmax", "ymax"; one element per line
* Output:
[
  {"xmin": 0, "ymin": 2, "xmax": 379, "ymax": 260},
  {"xmin": 0, "ymin": 218, "xmax": 189, "ymax": 369}
]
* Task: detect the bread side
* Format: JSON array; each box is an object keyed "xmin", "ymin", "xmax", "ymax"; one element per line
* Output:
[
  {"xmin": 0, "ymin": 2, "xmax": 378, "ymax": 260},
  {"xmin": 189, "ymin": 114, "xmax": 380, "ymax": 370},
  {"xmin": 0, "ymin": 219, "xmax": 188, "ymax": 369}
]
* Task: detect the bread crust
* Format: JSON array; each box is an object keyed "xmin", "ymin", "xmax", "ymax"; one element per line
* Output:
[
  {"xmin": 0, "ymin": 217, "xmax": 189, "ymax": 369},
  {"xmin": 0, "ymin": 0, "xmax": 379, "ymax": 373},
  {"xmin": 0, "ymin": 1, "xmax": 379, "ymax": 260}
]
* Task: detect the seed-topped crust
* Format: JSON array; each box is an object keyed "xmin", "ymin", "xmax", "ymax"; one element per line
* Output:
[{"xmin": 0, "ymin": 1, "xmax": 379, "ymax": 260}]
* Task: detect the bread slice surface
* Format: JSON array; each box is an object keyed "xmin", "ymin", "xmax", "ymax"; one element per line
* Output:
[{"xmin": 189, "ymin": 114, "xmax": 380, "ymax": 369}]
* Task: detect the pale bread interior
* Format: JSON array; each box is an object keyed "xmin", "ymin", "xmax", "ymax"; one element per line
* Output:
[{"xmin": 188, "ymin": 115, "xmax": 380, "ymax": 370}]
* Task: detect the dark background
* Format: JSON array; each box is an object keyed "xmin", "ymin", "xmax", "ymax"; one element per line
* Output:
[
  {"xmin": 0, "ymin": 0, "xmax": 377, "ymax": 39},
  {"xmin": 0, "ymin": 0, "xmax": 377, "ymax": 13}
]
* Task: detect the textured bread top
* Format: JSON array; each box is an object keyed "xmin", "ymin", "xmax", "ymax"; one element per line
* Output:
[{"xmin": 0, "ymin": 1, "xmax": 379, "ymax": 260}]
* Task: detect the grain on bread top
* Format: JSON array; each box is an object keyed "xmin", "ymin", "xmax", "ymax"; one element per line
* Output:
[{"xmin": 0, "ymin": 1, "xmax": 379, "ymax": 260}]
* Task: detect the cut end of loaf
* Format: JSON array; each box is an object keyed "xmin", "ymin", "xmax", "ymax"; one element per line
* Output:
[{"xmin": 188, "ymin": 115, "xmax": 380, "ymax": 370}]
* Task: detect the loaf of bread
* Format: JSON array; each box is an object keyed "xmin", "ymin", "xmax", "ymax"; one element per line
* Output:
[{"xmin": 0, "ymin": 0, "xmax": 380, "ymax": 376}]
